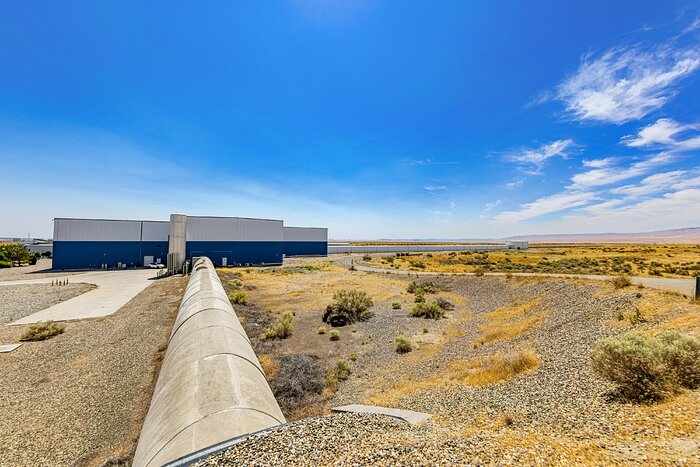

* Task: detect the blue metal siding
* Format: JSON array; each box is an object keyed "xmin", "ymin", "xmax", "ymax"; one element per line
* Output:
[
  {"xmin": 186, "ymin": 241, "xmax": 283, "ymax": 266},
  {"xmin": 53, "ymin": 240, "xmax": 168, "ymax": 269},
  {"xmin": 283, "ymin": 241, "xmax": 328, "ymax": 256}
]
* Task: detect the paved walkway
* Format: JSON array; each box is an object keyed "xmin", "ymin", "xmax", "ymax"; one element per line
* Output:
[
  {"xmin": 0, "ymin": 269, "xmax": 158, "ymax": 325},
  {"xmin": 333, "ymin": 255, "xmax": 698, "ymax": 298}
]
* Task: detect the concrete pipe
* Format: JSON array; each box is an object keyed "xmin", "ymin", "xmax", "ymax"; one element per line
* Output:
[{"xmin": 133, "ymin": 257, "xmax": 285, "ymax": 467}]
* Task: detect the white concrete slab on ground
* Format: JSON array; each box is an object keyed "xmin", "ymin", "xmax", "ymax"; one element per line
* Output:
[
  {"xmin": 332, "ymin": 404, "xmax": 432, "ymax": 425},
  {"xmin": 0, "ymin": 344, "xmax": 22, "ymax": 353},
  {"xmin": 5, "ymin": 269, "xmax": 157, "ymax": 325}
]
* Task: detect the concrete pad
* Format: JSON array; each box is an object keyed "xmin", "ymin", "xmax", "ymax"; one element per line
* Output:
[
  {"xmin": 332, "ymin": 404, "xmax": 432, "ymax": 425},
  {"xmin": 8, "ymin": 269, "xmax": 158, "ymax": 325},
  {"xmin": 0, "ymin": 343, "xmax": 22, "ymax": 353}
]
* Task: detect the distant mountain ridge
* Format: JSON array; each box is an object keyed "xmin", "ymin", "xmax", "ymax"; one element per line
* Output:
[
  {"xmin": 503, "ymin": 227, "xmax": 700, "ymax": 243},
  {"xmin": 332, "ymin": 227, "xmax": 700, "ymax": 244}
]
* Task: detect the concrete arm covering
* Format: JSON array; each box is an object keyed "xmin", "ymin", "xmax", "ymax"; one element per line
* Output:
[{"xmin": 133, "ymin": 257, "xmax": 286, "ymax": 467}]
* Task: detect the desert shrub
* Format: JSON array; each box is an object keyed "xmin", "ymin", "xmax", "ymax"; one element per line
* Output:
[
  {"xmin": 362, "ymin": 254, "xmax": 372, "ymax": 261},
  {"xmin": 395, "ymin": 335, "xmax": 413, "ymax": 353},
  {"xmin": 435, "ymin": 297, "xmax": 454, "ymax": 311},
  {"xmin": 385, "ymin": 256, "xmax": 395, "ymax": 263},
  {"xmin": 474, "ymin": 267, "xmax": 485, "ymax": 277},
  {"xmin": 270, "ymin": 354, "xmax": 326, "ymax": 408},
  {"xmin": 329, "ymin": 329, "xmax": 340, "ymax": 341},
  {"xmin": 227, "ymin": 278, "xmax": 243, "ymax": 288},
  {"xmin": 261, "ymin": 312, "xmax": 294, "ymax": 340},
  {"xmin": 422, "ymin": 326, "xmax": 429, "ymax": 333},
  {"xmin": 414, "ymin": 289, "xmax": 425, "ymax": 303},
  {"xmin": 611, "ymin": 275, "xmax": 632, "ymax": 289},
  {"xmin": 407, "ymin": 281, "xmax": 438, "ymax": 294},
  {"xmin": 0, "ymin": 261, "xmax": 10, "ymax": 269},
  {"xmin": 505, "ymin": 272, "xmax": 513, "ymax": 279},
  {"xmin": 392, "ymin": 302, "xmax": 402, "ymax": 310},
  {"xmin": 590, "ymin": 331, "xmax": 700, "ymax": 402},
  {"xmin": 410, "ymin": 302, "xmax": 445, "ymax": 319},
  {"xmin": 20, "ymin": 321, "xmax": 65, "ymax": 341},
  {"xmin": 333, "ymin": 359, "xmax": 352, "ymax": 380},
  {"xmin": 228, "ymin": 291, "xmax": 248, "ymax": 305},
  {"xmin": 326, "ymin": 375, "xmax": 339, "ymax": 390},
  {"xmin": 349, "ymin": 353, "xmax": 358, "ymax": 362},
  {"xmin": 628, "ymin": 307, "xmax": 646, "ymax": 325},
  {"xmin": 323, "ymin": 289, "xmax": 374, "ymax": 326},
  {"xmin": 318, "ymin": 326, "xmax": 326, "ymax": 334},
  {"xmin": 657, "ymin": 331, "xmax": 700, "ymax": 388}
]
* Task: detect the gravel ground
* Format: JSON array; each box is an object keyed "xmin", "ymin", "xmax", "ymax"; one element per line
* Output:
[
  {"xmin": 0, "ymin": 259, "xmax": 84, "ymax": 282},
  {"xmin": 202, "ymin": 272, "xmax": 700, "ymax": 465},
  {"xmin": 0, "ymin": 275, "xmax": 187, "ymax": 466},
  {"xmin": 0, "ymin": 283, "xmax": 95, "ymax": 324},
  {"xmin": 197, "ymin": 413, "xmax": 499, "ymax": 466},
  {"xmin": 334, "ymin": 276, "xmax": 628, "ymax": 432}
]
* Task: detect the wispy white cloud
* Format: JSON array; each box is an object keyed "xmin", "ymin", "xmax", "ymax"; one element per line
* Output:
[
  {"xmin": 424, "ymin": 184, "xmax": 448, "ymax": 191},
  {"xmin": 622, "ymin": 118, "xmax": 700, "ymax": 150},
  {"xmin": 560, "ymin": 188, "xmax": 700, "ymax": 232},
  {"xmin": 568, "ymin": 153, "xmax": 674, "ymax": 189},
  {"xmin": 505, "ymin": 178, "xmax": 525, "ymax": 190},
  {"xmin": 492, "ymin": 191, "xmax": 598, "ymax": 223},
  {"xmin": 610, "ymin": 170, "xmax": 687, "ymax": 197},
  {"xmin": 554, "ymin": 45, "xmax": 700, "ymax": 124},
  {"xmin": 506, "ymin": 139, "xmax": 575, "ymax": 175},
  {"xmin": 406, "ymin": 158, "xmax": 459, "ymax": 166},
  {"xmin": 682, "ymin": 17, "xmax": 700, "ymax": 34},
  {"xmin": 484, "ymin": 199, "xmax": 502, "ymax": 212}
]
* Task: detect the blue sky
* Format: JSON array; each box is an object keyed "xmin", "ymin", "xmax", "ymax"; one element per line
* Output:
[{"xmin": 1, "ymin": 1, "xmax": 699, "ymax": 239}]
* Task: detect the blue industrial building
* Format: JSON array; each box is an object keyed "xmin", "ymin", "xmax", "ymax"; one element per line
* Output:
[{"xmin": 52, "ymin": 215, "xmax": 327, "ymax": 270}]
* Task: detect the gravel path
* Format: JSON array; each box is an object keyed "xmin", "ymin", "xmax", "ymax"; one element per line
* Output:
[
  {"xmin": 0, "ymin": 283, "xmax": 95, "ymax": 324},
  {"xmin": 0, "ymin": 275, "xmax": 187, "ymax": 466},
  {"xmin": 0, "ymin": 259, "xmax": 84, "ymax": 282}
]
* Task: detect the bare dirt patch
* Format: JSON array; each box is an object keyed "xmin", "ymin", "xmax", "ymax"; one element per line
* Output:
[{"xmin": 0, "ymin": 275, "xmax": 186, "ymax": 466}]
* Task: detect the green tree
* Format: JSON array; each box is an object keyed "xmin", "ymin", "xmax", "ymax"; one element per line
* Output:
[{"xmin": 0, "ymin": 243, "xmax": 31, "ymax": 265}]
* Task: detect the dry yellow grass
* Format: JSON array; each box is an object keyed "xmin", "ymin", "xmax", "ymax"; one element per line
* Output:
[
  {"xmin": 258, "ymin": 354, "xmax": 279, "ymax": 379},
  {"xmin": 365, "ymin": 349, "xmax": 540, "ymax": 406},
  {"xmin": 474, "ymin": 299, "xmax": 543, "ymax": 346},
  {"xmin": 367, "ymin": 243, "xmax": 700, "ymax": 278},
  {"xmin": 445, "ymin": 350, "xmax": 540, "ymax": 386},
  {"xmin": 228, "ymin": 262, "xmax": 413, "ymax": 314},
  {"xmin": 607, "ymin": 288, "xmax": 700, "ymax": 335}
]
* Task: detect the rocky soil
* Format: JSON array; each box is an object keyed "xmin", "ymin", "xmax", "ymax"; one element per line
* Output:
[
  {"xmin": 204, "ymin": 266, "xmax": 700, "ymax": 465},
  {"xmin": 0, "ymin": 276, "xmax": 187, "ymax": 466},
  {"xmin": 0, "ymin": 282, "xmax": 95, "ymax": 324}
]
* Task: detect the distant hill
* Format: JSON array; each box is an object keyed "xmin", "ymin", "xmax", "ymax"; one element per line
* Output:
[
  {"xmin": 332, "ymin": 227, "xmax": 700, "ymax": 244},
  {"xmin": 503, "ymin": 227, "xmax": 700, "ymax": 244}
]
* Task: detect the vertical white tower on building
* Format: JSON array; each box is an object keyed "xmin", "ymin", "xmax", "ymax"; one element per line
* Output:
[{"xmin": 167, "ymin": 214, "xmax": 187, "ymax": 273}]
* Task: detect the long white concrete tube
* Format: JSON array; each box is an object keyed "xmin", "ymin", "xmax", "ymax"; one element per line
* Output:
[{"xmin": 133, "ymin": 257, "xmax": 285, "ymax": 467}]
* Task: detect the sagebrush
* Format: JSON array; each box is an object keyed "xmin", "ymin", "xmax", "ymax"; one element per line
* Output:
[
  {"xmin": 395, "ymin": 335, "xmax": 413, "ymax": 353},
  {"xmin": 228, "ymin": 291, "xmax": 248, "ymax": 305},
  {"xmin": 323, "ymin": 289, "xmax": 373, "ymax": 326},
  {"xmin": 261, "ymin": 312, "xmax": 294, "ymax": 340},
  {"xmin": 590, "ymin": 331, "xmax": 700, "ymax": 402},
  {"xmin": 410, "ymin": 302, "xmax": 445, "ymax": 319}
]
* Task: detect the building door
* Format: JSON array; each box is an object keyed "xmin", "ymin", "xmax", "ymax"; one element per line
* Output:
[
  {"xmin": 144, "ymin": 255, "xmax": 154, "ymax": 265},
  {"xmin": 222, "ymin": 257, "xmax": 228, "ymax": 267}
]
